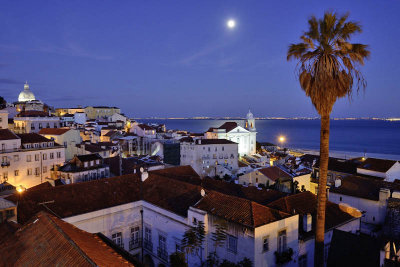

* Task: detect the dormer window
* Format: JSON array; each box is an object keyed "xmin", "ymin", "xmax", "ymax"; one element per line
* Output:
[
  {"xmin": 96, "ymin": 159, "xmax": 100, "ymax": 165},
  {"xmin": 84, "ymin": 162, "xmax": 88, "ymax": 168}
]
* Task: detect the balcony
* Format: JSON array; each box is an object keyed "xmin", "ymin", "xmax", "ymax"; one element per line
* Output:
[
  {"xmin": 274, "ymin": 248, "xmax": 294, "ymax": 265},
  {"xmin": 129, "ymin": 238, "xmax": 142, "ymax": 251},
  {"xmin": 143, "ymin": 239, "xmax": 153, "ymax": 252},
  {"xmin": 1, "ymin": 162, "xmax": 10, "ymax": 168},
  {"xmin": 157, "ymin": 247, "xmax": 168, "ymax": 262}
]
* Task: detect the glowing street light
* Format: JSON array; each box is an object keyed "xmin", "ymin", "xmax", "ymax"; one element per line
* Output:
[
  {"xmin": 279, "ymin": 136, "xmax": 286, "ymax": 143},
  {"xmin": 16, "ymin": 185, "xmax": 25, "ymax": 193}
]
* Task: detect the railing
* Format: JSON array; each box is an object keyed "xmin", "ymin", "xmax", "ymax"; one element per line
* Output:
[
  {"xmin": 129, "ymin": 238, "xmax": 142, "ymax": 251},
  {"xmin": 143, "ymin": 239, "xmax": 153, "ymax": 252},
  {"xmin": 274, "ymin": 248, "xmax": 293, "ymax": 265},
  {"xmin": 1, "ymin": 162, "xmax": 10, "ymax": 168},
  {"xmin": 157, "ymin": 247, "xmax": 168, "ymax": 262}
]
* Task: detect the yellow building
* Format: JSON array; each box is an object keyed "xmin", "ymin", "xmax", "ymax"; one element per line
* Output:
[
  {"xmin": 84, "ymin": 106, "xmax": 121, "ymax": 120},
  {"xmin": 55, "ymin": 107, "xmax": 85, "ymax": 116}
]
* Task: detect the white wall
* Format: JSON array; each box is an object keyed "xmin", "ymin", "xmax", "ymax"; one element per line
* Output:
[{"xmin": 0, "ymin": 110, "xmax": 8, "ymax": 129}]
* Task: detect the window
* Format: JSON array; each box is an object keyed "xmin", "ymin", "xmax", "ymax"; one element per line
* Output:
[
  {"xmin": 159, "ymin": 234, "xmax": 167, "ymax": 251},
  {"xmin": 35, "ymin": 167, "xmax": 40, "ymax": 176},
  {"xmin": 50, "ymin": 153, "xmax": 54, "ymax": 159},
  {"xmin": 192, "ymin": 217, "xmax": 197, "ymax": 225},
  {"xmin": 1, "ymin": 144, "xmax": 5, "ymax": 151},
  {"xmin": 3, "ymin": 172, "xmax": 8, "ymax": 180},
  {"xmin": 57, "ymin": 152, "xmax": 61, "ymax": 158},
  {"xmin": 175, "ymin": 241, "xmax": 183, "ymax": 253},
  {"xmin": 130, "ymin": 226, "xmax": 140, "ymax": 248},
  {"xmin": 84, "ymin": 162, "xmax": 88, "ymax": 168},
  {"xmin": 262, "ymin": 236, "xmax": 269, "ymax": 252},
  {"xmin": 27, "ymin": 168, "xmax": 32, "ymax": 175},
  {"xmin": 112, "ymin": 232, "xmax": 123, "ymax": 248},
  {"xmin": 278, "ymin": 229, "xmax": 287, "ymax": 253},
  {"xmin": 13, "ymin": 155, "xmax": 19, "ymax": 162},
  {"xmin": 27, "ymin": 155, "xmax": 31, "ymax": 162},
  {"xmin": 14, "ymin": 170, "xmax": 19, "ymax": 176},
  {"xmin": 63, "ymin": 142, "xmax": 67, "ymax": 147},
  {"xmin": 299, "ymin": 254, "xmax": 307, "ymax": 267},
  {"xmin": 145, "ymin": 227, "xmax": 152, "ymax": 242},
  {"xmin": 222, "ymin": 146, "xmax": 224, "ymax": 151},
  {"xmin": 96, "ymin": 159, "xmax": 100, "ymax": 165},
  {"xmin": 90, "ymin": 161, "xmax": 94, "ymax": 166},
  {"xmin": 35, "ymin": 154, "xmax": 39, "ymax": 161},
  {"xmin": 1, "ymin": 156, "xmax": 7, "ymax": 163},
  {"xmin": 43, "ymin": 153, "xmax": 47, "ymax": 160},
  {"xmin": 340, "ymin": 197, "xmax": 342, "ymax": 201},
  {"xmin": 227, "ymin": 235, "xmax": 237, "ymax": 254},
  {"xmin": 43, "ymin": 166, "xmax": 47, "ymax": 173}
]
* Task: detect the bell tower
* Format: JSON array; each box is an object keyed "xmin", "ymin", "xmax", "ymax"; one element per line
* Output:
[{"xmin": 245, "ymin": 110, "xmax": 256, "ymax": 132}]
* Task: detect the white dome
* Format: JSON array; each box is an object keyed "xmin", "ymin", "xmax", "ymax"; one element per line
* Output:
[
  {"xmin": 18, "ymin": 82, "xmax": 35, "ymax": 102},
  {"xmin": 246, "ymin": 110, "xmax": 254, "ymax": 120}
]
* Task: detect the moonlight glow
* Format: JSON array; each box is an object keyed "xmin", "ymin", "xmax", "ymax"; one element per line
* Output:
[{"xmin": 227, "ymin": 19, "xmax": 236, "ymax": 29}]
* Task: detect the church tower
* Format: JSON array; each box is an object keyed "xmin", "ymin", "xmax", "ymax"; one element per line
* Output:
[{"xmin": 245, "ymin": 110, "xmax": 256, "ymax": 132}]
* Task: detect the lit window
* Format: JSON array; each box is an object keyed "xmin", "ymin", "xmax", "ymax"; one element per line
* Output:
[
  {"xmin": 277, "ymin": 229, "xmax": 287, "ymax": 253},
  {"xmin": 14, "ymin": 170, "xmax": 19, "ymax": 176}
]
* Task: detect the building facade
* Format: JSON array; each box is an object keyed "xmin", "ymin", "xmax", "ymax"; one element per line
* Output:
[
  {"xmin": 0, "ymin": 129, "xmax": 65, "ymax": 188},
  {"xmin": 180, "ymin": 138, "xmax": 239, "ymax": 177},
  {"xmin": 39, "ymin": 128, "xmax": 82, "ymax": 161},
  {"xmin": 204, "ymin": 111, "xmax": 256, "ymax": 156},
  {"xmin": 84, "ymin": 106, "xmax": 121, "ymax": 120},
  {"xmin": 14, "ymin": 111, "xmax": 60, "ymax": 134}
]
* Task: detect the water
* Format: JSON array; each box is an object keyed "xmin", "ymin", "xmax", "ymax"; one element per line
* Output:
[{"xmin": 139, "ymin": 119, "xmax": 400, "ymax": 159}]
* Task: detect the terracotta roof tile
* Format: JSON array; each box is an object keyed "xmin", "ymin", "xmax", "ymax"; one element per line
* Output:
[
  {"xmin": 17, "ymin": 133, "xmax": 53, "ymax": 144},
  {"xmin": 258, "ymin": 166, "xmax": 292, "ymax": 181},
  {"xmin": 194, "ymin": 190, "xmax": 291, "ymax": 228},
  {"xmin": 0, "ymin": 129, "xmax": 19, "ymax": 140},
  {"xmin": 0, "ymin": 211, "xmax": 134, "ymax": 266},
  {"xmin": 268, "ymin": 191, "xmax": 359, "ymax": 238},
  {"xmin": 39, "ymin": 128, "xmax": 71, "ymax": 135}
]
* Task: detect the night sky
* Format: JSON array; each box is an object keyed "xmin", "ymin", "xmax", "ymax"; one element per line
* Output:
[{"xmin": 1, "ymin": 1, "xmax": 399, "ymax": 118}]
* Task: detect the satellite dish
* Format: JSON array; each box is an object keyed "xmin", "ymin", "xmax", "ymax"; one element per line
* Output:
[
  {"xmin": 201, "ymin": 189, "xmax": 206, "ymax": 197},
  {"xmin": 139, "ymin": 167, "xmax": 144, "ymax": 173}
]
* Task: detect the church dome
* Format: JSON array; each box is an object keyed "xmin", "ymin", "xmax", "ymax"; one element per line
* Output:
[
  {"xmin": 18, "ymin": 82, "xmax": 36, "ymax": 102},
  {"xmin": 246, "ymin": 110, "xmax": 254, "ymax": 120}
]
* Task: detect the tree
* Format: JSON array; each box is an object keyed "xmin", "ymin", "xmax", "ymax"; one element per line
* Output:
[
  {"xmin": 207, "ymin": 222, "xmax": 228, "ymax": 267},
  {"xmin": 0, "ymin": 96, "xmax": 6, "ymax": 109},
  {"xmin": 182, "ymin": 221, "xmax": 205, "ymax": 265},
  {"xmin": 287, "ymin": 11, "xmax": 369, "ymax": 266}
]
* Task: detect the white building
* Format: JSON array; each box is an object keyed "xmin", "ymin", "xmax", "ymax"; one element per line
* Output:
[
  {"xmin": 53, "ymin": 153, "xmax": 110, "ymax": 184},
  {"xmin": 329, "ymin": 175, "xmax": 400, "ymax": 235},
  {"xmin": 0, "ymin": 129, "xmax": 65, "ymax": 188},
  {"xmin": 39, "ymin": 128, "xmax": 82, "ymax": 161},
  {"xmin": 14, "ymin": 111, "xmax": 60, "ymax": 134},
  {"xmin": 11, "ymin": 166, "xmax": 361, "ymax": 267},
  {"xmin": 131, "ymin": 123, "xmax": 156, "ymax": 139},
  {"xmin": 0, "ymin": 109, "xmax": 8, "ymax": 129},
  {"xmin": 205, "ymin": 111, "xmax": 256, "ymax": 156},
  {"xmin": 74, "ymin": 112, "xmax": 87, "ymax": 125},
  {"xmin": 356, "ymin": 158, "xmax": 400, "ymax": 182},
  {"xmin": 180, "ymin": 138, "xmax": 239, "ymax": 177}
]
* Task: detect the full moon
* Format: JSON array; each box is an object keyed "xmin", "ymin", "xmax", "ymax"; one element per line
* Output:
[{"xmin": 227, "ymin": 19, "xmax": 236, "ymax": 29}]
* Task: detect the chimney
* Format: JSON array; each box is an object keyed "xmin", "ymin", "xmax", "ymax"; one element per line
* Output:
[
  {"xmin": 334, "ymin": 179, "xmax": 341, "ymax": 188},
  {"xmin": 140, "ymin": 167, "xmax": 149, "ymax": 182},
  {"xmin": 201, "ymin": 188, "xmax": 206, "ymax": 197},
  {"xmin": 303, "ymin": 213, "xmax": 312, "ymax": 232},
  {"xmin": 379, "ymin": 188, "xmax": 390, "ymax": 202}
]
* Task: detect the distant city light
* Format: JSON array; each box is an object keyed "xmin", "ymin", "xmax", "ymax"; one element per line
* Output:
[{"xmin": 227, "ymin": 19, "xmax": 236, "ymax": 29}]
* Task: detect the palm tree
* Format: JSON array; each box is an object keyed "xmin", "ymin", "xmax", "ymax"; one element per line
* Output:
[{"xmin": 287, "ymin": 11, "xmax": 369, "ymax": 266}]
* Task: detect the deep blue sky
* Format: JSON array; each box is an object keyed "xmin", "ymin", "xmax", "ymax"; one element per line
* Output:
[{"xmin": 1, "ymin": 1, "xmax": 399, "ymax": 118}]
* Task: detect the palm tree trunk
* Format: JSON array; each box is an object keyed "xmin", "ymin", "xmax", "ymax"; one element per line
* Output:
[{"xmin": 315, "ymin": 114, "xmax": 330, "ymax": 267}]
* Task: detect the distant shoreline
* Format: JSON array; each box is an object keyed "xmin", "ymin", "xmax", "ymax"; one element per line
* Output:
[
  {"xmin": 134, "ymin": 117, "xmax": 400, "ymax": 121},
  {"xmin": 290, "ymin": 148, "xmax": 400, "ymax": 161}
]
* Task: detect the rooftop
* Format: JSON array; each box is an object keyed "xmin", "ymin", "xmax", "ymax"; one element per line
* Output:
[
  {"xmin": 0, "ymin": 211, "xmax": 134, "ymax": 266},
  {"xmin": 0, "ymin": 129, "xmax": 19, "ymax": 140},
  {"xmin": 258, "ymin": 166, "xmax": 292, "ymax": 181},
  {"xmin": 358, "ymin": 157, "xmax": 398, "ymax": 173},
  {"xmin": 39, "ymin": 128, "xmax": 71, "ymax": 135},
  {"xmin": 17, "ymin": 133, "xmax": 54, "ymax": 144},
  {"xmin": 195, "ymin": 139, "xmax": 237, "ymax": 145}
]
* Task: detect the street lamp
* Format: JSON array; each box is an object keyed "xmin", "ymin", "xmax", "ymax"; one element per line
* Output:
[{"xmin": 278, "ymin": 136, "xmax": 286, "ymax": 148}]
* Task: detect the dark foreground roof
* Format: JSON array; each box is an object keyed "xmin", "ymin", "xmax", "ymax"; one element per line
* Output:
[
  {"xmin": 327, "ymin": 229, "xmax": 381, "ymax": 267},
  {"xmin": 268, "ymin": 191, "xmax": 360, "ymax": 239},
  {"xmin": 358, "ymin": 157, "xmax": 398, "ymax": 173},
  {"xmin": 0, "ymin": 211, "xmax": 134, "ymax": 266}
]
